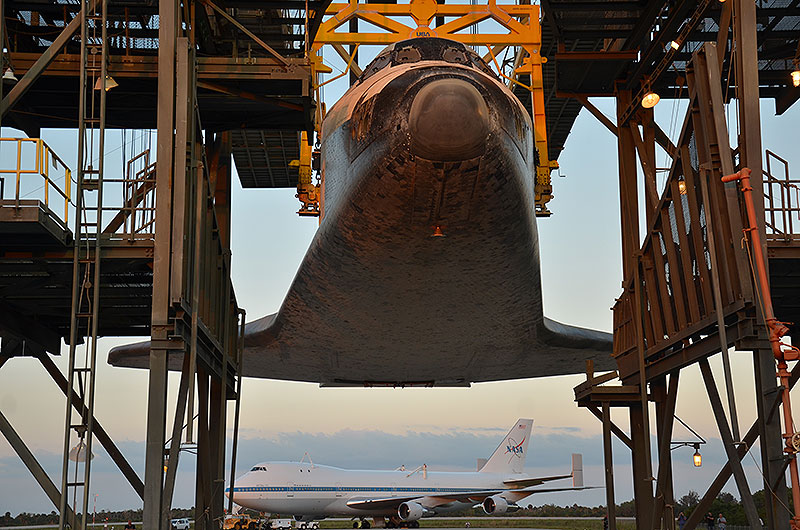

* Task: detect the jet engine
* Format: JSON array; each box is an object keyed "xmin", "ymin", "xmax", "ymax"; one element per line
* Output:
[
  {"xmin": 482, "ymin": 495, "xmax": 519, "ymax": 515},
  {"xmin": 398, "ymin": 502, "xmax": 425, "ymax": 521}
]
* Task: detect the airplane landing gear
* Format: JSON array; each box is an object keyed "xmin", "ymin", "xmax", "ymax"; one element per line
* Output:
[
  {"xmin": 353, "ymin": 519, "xmax": 371, "ymax": 529},
  {"xmin": 385, "ymin": 517, "xmax": 417, "ymax": 529}
]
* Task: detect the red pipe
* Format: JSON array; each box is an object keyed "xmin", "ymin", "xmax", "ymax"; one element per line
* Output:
[{"xmin": 723, "ymin": 168, "xmax": 800, "ymax": 528}]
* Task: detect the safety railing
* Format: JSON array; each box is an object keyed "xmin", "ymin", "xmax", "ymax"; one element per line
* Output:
[
  {"xmin": 98, "ymin": 149, "xmax": 157, "ymax": 242},
  {"xmin": 0, "ymin": 137, "xmax": 73, "ymax": 228},
  {"xmin": 763, "ymin": 149, "xmax": 800, "ymax": 241}
]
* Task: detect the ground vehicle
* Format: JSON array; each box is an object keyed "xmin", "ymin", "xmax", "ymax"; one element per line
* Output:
[
  {"xmin": 223, "ymin": 514, "xmax": 261, "ymax": 529},
  {"xmin": 170, "ymin": 518, "xmax": 190, "ymax": 530},
  {"xmin": 297, "ymin": 522, "xmax": 318, "ymax": 530},
  {"xmin": 269, "ymin": 518, "xmax": 294, "ymax": 529}
]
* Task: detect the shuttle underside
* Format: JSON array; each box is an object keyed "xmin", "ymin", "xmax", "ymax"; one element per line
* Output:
[{"xmin": 109, "ymin": 38, "xmax": 613, "ymax": 385}]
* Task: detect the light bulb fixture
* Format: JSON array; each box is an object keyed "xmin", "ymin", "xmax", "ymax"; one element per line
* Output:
[
  {"xmin": 431, "ymin": 225, "xmax": 446, "ymax": 238},
  {"xmin": 93, "ymin": 74, "xmax": 118, "ymax": 91},
  {"xmin": 678, "ymin": 179, "xmax": 687, "ymax": 195},
  {"xmin": 68, "ymin": 440, "xmax": 94, "ymax": 463},
  {"xmin": 672, "ymin": 415, "xmax": 706, "ymax": 469},
  {"xmin": 670, "ymin": 40, "xmax": 681, "ymax": 51},
  {"xmin": 2, "ymin": 68, "xmax": 18, "ymax": 83},
  {"xmin": 641, "ymin": 89, "xmax": 660, "ymax": 109},
  {"xmin": 792, "ymin": 68, "xmax": 800, "ymax": 88}
]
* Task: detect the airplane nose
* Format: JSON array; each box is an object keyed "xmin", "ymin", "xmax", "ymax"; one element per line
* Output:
[{"xmin": 408, "ymin": 78, "xmax": 489, "ymax": 161}]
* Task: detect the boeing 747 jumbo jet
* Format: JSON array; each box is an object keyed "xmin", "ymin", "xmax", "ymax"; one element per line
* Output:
[{"xmin": 227, "ymin": 419, "xmax": 591, "ymax": 527}]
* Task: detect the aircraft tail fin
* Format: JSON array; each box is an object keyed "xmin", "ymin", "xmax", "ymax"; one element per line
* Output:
[
  {"xmin": 479, "ymin": 419, "xmax": 533, "ymax": 474},
  {"xmin": 571, "ymin": 453, "xmax": 583, "ymax": 487}
]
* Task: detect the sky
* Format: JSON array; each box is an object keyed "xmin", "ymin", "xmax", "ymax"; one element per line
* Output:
[{"xmin": 2, "ymin": 37, "xmax": 800, "ymax": 518}]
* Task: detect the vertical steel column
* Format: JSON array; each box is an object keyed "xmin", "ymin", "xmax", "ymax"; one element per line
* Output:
[
  {"xmin": 195, "ymin": 369, "xmax": 211, "ymax": 530},
  {"xmin": 0, "ymin": 0, "xmax": 4, "ymax": 134},
  {"xmin": 209, "ymin": 376, "xmax": 226, "ymax": 527},
  {"xmin": 732, "ymin": 0, "xmax": 790, "ymax": 526},
  {"xmin": 145, "ymin": 0, "xmax": 178, "ymax": 526},
  {"xmin": 59, "ymin": 0, "xmax": 92, "ymax": 525},
  {"xmin": 181, "ymin": 35, "xmax": 199, "ymax": 446},
  {"xmin": 652, "ymin": 375, "xmax": 678, "ymax": 530},
  {"xmin": 629, "ymin": 403, "xmax": 653, "ymax": 529},
  {"xmin": 601, "ymin": 402, "xmax": 617, "ymax": 530},
  {"xmin": 617, "ymin": 87, "xmax": 652, "ymax": 529},
  {"xmin": 754, "ymin": 346, "xmax": 790, "ymax": 530},
  {"xmin": 79, "ymin": 1, "xmax": 109, "ymax": 525},
  {"xmin": 615, "ymin": 89, "xmax": 640, "ymax": 278},
  {"xmin": 210, "ymin": 131, "xmax": 233, "ymax": 527},
  {"xmin": 227, "ymin": 309, "xmax": 246, "ymax": 515}
]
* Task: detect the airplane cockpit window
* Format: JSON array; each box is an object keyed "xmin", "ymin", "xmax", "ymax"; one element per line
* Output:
[{"xmin": 250, "ymin": 466, "xmax": 268, "ymax": 472}]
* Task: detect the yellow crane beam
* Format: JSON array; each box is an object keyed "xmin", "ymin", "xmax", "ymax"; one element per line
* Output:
[{"xmin": 307, "ymin": 0, "xmax": 556, "ymax": 216}]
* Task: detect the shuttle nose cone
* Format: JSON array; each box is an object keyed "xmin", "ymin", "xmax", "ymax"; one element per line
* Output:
[{"xmin": 408, "ymin": 79, "xmax": 489, "ymax": 161}]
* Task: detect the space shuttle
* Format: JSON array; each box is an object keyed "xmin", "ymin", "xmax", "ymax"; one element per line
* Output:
[{"xmin": 109, "ymin": 37, "xmax": 613, "ymax": 385}]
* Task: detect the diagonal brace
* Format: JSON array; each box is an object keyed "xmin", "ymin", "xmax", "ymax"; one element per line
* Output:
[
  {"xmin": 587, "ymin": 404, "xmax": 633, "ymax": 449},
  {"xmin": 198, "ymin": 0, "xmax": 289, "ymax": 67},
  {"xmin": 0, "ymin": 409, "xmax": 77, "ymax": 527},
  {"xmin": 699, "ymin": 359, "xmax": 761, "ymax": 527},
  {"xmin": 685, "ymin": 362, "xmax": 800, "ymax": 530},
  {"xmin": 38, "ymin": 354, "xmax": 144, "ymax": 500}
]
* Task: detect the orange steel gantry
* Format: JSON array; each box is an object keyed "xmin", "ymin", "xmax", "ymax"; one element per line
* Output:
[{"xmin": 309, "ymin": 0, "xmax": 557, "ymax": 217}]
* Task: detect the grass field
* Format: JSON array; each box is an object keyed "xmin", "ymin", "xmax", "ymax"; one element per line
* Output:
[
  {"xmin": 1, "ymin": 519, "xmax": 637, "ymax": 530},
  {"xmin": 317, "ymin": 519, "xmax": 636, "ymax": 530}
]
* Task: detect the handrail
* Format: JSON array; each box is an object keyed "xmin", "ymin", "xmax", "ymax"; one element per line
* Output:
[
  {"xmin": 0, "ymin": 137, "xmax": 73, "ymax": 225},
  {"xmin": 763, "ymin": 149, "xmax": 800, "ymax": 239}
]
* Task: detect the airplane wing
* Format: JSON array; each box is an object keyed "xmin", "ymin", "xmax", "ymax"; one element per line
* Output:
[
  {"xmin": 503, "ymin": 474, "xmax": 571, "ymax": 488},
  {"xmin": 514, "ymin": 486, "xmax": 601, "ymax": 495},
  {"xmin": 345, "ymin": 491, "xmax": 503, "ymax": 511}
]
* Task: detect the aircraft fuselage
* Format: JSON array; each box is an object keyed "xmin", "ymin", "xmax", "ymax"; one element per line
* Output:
[{"xmin": 229, "ymin": 462, "xmax": 513, "ymax": 517}]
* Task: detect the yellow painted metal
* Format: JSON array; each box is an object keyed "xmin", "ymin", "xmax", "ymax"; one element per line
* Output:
[
  {"xmin": 0, "ymin": 137, "xmax": 73, "ymax": 223},
  {"xmin": 311, "ymin": 0, "xmax": 556, "ymax": 215},
  {"xmin": 291, "ymin": 132, "xmax": 321, "ymax": 217}
]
